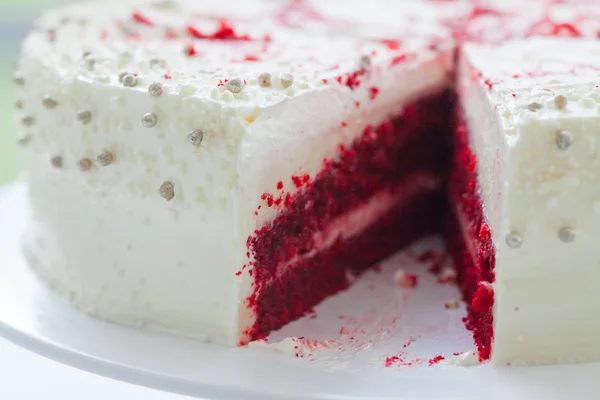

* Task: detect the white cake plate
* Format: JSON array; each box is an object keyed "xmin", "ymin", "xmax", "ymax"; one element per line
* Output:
[{"xmin": 0, "ymin": 180, "xmax": 598, "ymax": 400}]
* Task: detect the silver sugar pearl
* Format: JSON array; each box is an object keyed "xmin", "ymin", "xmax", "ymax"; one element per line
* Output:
[
  {"xmin": 21, "ymin": 115, "xmax": 35, "ymax": 126},
  {"xmin": 555, "ymin": 130, "xmax": 573, "ymax": 151},
  {"xmin": 149, "ymin": 58, "xmax": 166, "ymax": 69},
  {"xmin": 13, "ymin": 73, "xmax": 25, "ymax": 86},
  {"xmin": 281, "ymin": 73, "xmax": 294, "ymax": 88},
  {"xmin": 42, "ymin": 96, "xmax": 58, "ymax": 109},
  {"xmin": 97, "ymin": 151, "xmax": 114, "ymax": 166},
  {"xmin": 78, "ymin": 158, "xmax": 92, "ymax": 172},
  {"xmin": 159, "ymin": 181, "xmax": 175, "ymax": 201},
  {"xmin": 555, "ymin": 95, "xmax": 568, "ymax": 110},
  {"xmin": 77, "ymin": 110, "xmax": 92, "ymax": 124},
  {"xmin": 122, "ymin": 73, "xmax": 138, "ymax": 87},
  {"xmin": 142, "ymin": 112, "xmax": 158, "ymax": 128},
  {"xmin": 527, "ymin": 102, "xmax": 543, "ymax": 112},
  {"xmin": 506, "ymin": 232, "xmax": 523, "ymax": 248},
  {"xmin": 359, "ymin": 54, "xmax": 372, "ymax": 69},
  {"xmin": 188, "ymin": 129, "xmax": 204, "ymax": 146},
  {"xmin": 83, "ymin": 54, "xmax": 96, "ymax": 70},
  {"xmin": 17, "ymin": 135, "xmax": 31, "ymax": 147},
  {"xmin": 226, "ymin": 78, "xmax": 244, "ymax": 94},
  {"xmin": 148, "ymin": 82, "xmax": 163, "ymax": 97},
  {"xmin": 558, "ymin": 227, "xmax": 575, "ymax": 243},
  {"xmin": 258, "ymin": 72, "xmax": 272, "ymax": 87},
  {"xmin": 51, "ymin": 155, "xmax": 63, "ymax": 168}
]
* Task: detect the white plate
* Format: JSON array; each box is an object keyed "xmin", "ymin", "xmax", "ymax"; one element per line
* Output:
[{"xmin": 0, "ymin": 180, "xmax": 598, "ymax": 400}]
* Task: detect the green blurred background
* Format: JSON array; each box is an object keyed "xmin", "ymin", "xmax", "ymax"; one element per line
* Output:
[{"xmin": 0, "ymin": 0, "xmax": 68, "ymax": 186}]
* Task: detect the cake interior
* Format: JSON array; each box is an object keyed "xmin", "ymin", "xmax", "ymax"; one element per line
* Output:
[{"xmin": 244, "ymin": 90, "xmax": 495, "ymax": 360}]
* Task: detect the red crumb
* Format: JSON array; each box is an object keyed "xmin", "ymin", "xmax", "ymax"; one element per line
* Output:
[
  {"xmin": 381, "ymin": 39, "xmax": 402, "ymax": 50},
  {"xmin": 416, "ymin": 250, "xmax": 437, "ymax": 263},
  {"xmin": 276, "ymin": 181, "xmax": 284, "ymax": 190},
  {"xmin": 185, "ymin": 44, "xmax": 198, "ymax": 57},
  {"xmin": 340, "ymin": 326, "xmax": 349, "ymax": 335},
  {"xmin": 369, "ymin": 87, "xmax": 380, "ymax": 100},
  {"xmin": 187, "ymin": 19, "xmax": 251, "ymax": 41},
  {"xmin": 479, "ymin": 224, "xmax": 491, "ymax": 240},
  {"xmin": 437, "ymin": 266, "xmax": 457, "ymax": 284},
  {"xmin": 453, "ymin": 352, "xmax": 461, "ymax": 356},
  {"xmin": 428, "ymin": 355, "xmax": 445, "ymax": 366},
  {"xmin": 341, "ymin": 121, "xmax": 348, "ymax": 127},
  {"xmin": 483, "ymin": 79, "xmax": 494, "ymax": 90},
  {"xmin": 244, "ymin": 55, "xmax": 260, "ymax": 62},
  {"xmin": 395, "ymin": 269, "xmax": 418, "ymax": 288},
  {"xmin": 385, "ymin": 355, "xmax": 401, "ymax": 367},
  {"xmin": 163, "ymin": 73, "xmax": 172, "ymax": 80},
  {"xmin": 235, "ymin": 271, "xmax": 242, "ymax": 276},
  {"xmin": 391, "ymin": 53, "xmax": 415, "ymax": 65},
  {"xmin": 132, "ymin": 12, "xmax": 154, "ymax": 26},
  {"xmin": 355, "ymin": 101, "xmax": 361, "ymax": 108}
]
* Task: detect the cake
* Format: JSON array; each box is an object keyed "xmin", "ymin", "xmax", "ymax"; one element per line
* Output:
[{"xmin": 15, "ymin": 0, "xmax": 600, "ymax": 366}]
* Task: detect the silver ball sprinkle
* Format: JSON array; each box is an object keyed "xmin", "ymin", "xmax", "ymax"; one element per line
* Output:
[
  {"xmin": 21, "ymin": 115, "xmax": 35, "ymax": 126},
  {"xmin": 555, "ymin": 130, "xmax": 573, "ymax": 151},
  {"xmin": 506, "ymin": 232, "xmax": 523, "ymax": 248},
  {"xmin": 51, "ymin": 155, "xmax": 63, "ymax": 168},
  {"xmin": 149, "ymin": 58, "xmax": 166, "ymax": 69},
  {"xmin": 42, "ymin": 96, "xmax": 58, "ymax": 109},
  {"xmin": 226, "ymin": 78, "xmax": 244, "ymax": 94},
  {"xmin": 188, "ymin": 129, "xmax": 204, "ymax": 146},
  {"xmin": 121, "ymin": 73, "xmax": 138, "ymax": 87},
  {"xmin": 281, "ymin": 73, "xmax": 294, "ymax": 88},
  {"xmin": 17, "ymin": 134, "xmax": 31, "ymax": 147},
  {"xmin": 159, "ymin": 181, "xmax": 175, "ymax": 201},
  {"xmin": 78, "ymin": 158, "xmax": 92, "ymax": 172},
  {"xmin": 142, "ymin": 112, "xmax": 158, "ymax": 128},
  {"xmin": 148, "ymin": 82, "xmax": 163, "ymax": 97},
  {"xmin": 13, "ymin": 73, "xmax": 25, "ymax": 86},
  {"xmin": 97, "ymin": 151, "xmax": 114, "ymax": 166},
  {"xmin": 558, "ymin": 227, "xmax": 575, "ymax": 243},
  {"xmin": 359, "ymin": 54, "xmax": 372, "ymax": 69},
  {"xmin": 258, "ymin": 72, "xmax": 272, "ymax": 87},
  {"xmin": 554, "ymin": 95, "xmax": 568, "ymax": 110},
  {"xmin": 77, "ymin": 110, "xmax": 92, "ymax": 124},
  {"xmin": 83, "ymin": 54, "xmax": 96, "ymax": 70},
  {"xmin": 527, "ymin": 102, "xmax": 543, "ymax": 112}
]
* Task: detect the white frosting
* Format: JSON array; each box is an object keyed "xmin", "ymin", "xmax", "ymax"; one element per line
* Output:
[
  {"xmin": 461, "ymin": 38, "xmax": 600, "ymax": 365},
  {"xmin": 19, "ymin": 0, "xmax": 452, "ymax": 345}
]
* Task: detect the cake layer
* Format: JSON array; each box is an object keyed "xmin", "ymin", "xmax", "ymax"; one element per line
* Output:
[
  {"xmin": 460, "ymin": 38, "xmax": 600, "ymax": 365},
  {"xmin": 18, "ymin": 0, "xmax": 453, "ymax": 345},
  {"xmin": 245, "ymin": 91, "xmax": 454, "ymax": 342}
]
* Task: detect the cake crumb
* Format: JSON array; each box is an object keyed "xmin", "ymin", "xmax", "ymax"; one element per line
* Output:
[
  {"xmin": 444, "ymin": 299, "xmax": 460, "ymax": 310},
  {"xmin": 394, "ymin": 269, "xmax": 418, "ymax": 288},
  {"xmin": 437, "ymin": 266, "xmax": 457, "ymax": 283}
]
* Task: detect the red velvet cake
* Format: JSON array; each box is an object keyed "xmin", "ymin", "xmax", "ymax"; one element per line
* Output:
[{"xmin": 20, "ymin": 0, "xmax": 600, "ymax": 367}]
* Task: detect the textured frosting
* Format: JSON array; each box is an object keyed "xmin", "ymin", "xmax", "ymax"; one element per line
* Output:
[
  {"xmin": 18, "ymin": 0, "xmax": 453, "ymax": 344},
  {"xmin": 460, "ymin": 38, "xmax": 600, "ymax": 365}
]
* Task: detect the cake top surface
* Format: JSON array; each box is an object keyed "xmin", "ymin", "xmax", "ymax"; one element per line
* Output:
[
  {"xmin": 22, "ymin": 0, "xmax": 454, "ymax": 110},
  {"xmin": 463, "ymin": 38, "xmax": 600, "ymax": 127}
]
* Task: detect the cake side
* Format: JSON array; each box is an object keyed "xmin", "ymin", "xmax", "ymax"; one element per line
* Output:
[
  {"xmin": 461, "ymin": 38, "xmax": 600, "ymax": 365},
  {"xmin": 18, "ymin": 0, "xmax": 456, "ymax": 345}
]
